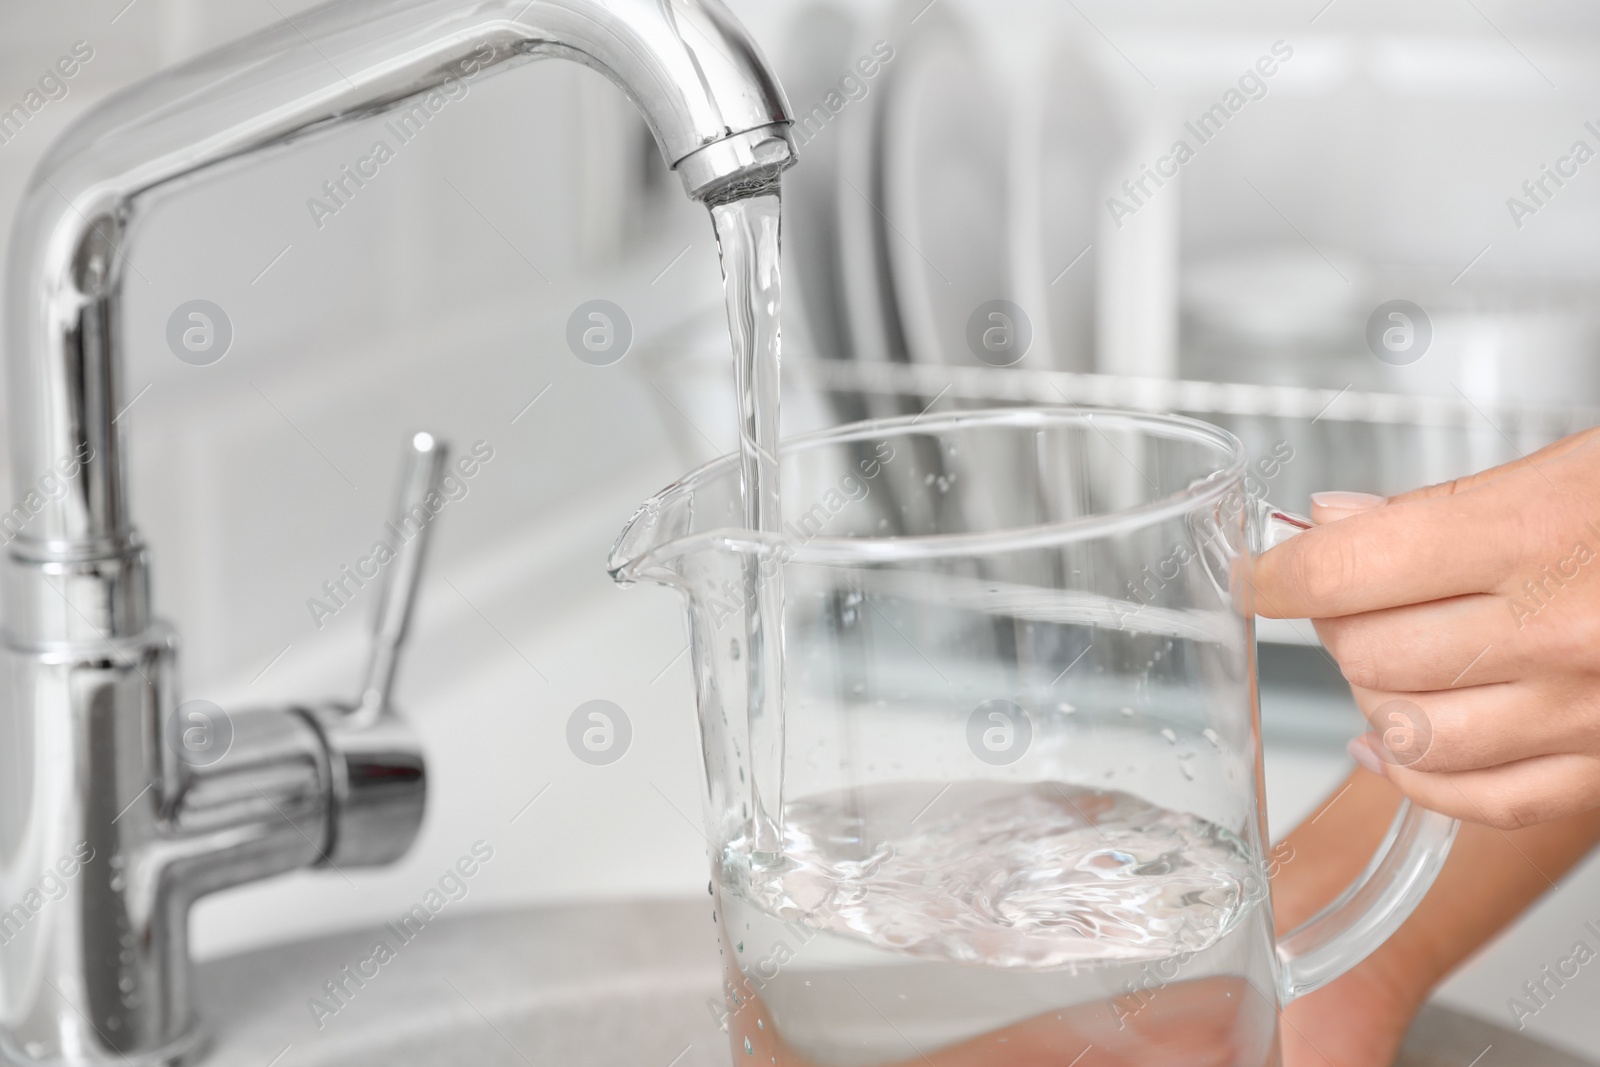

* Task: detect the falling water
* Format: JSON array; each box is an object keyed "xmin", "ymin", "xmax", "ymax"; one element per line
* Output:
[{"xmin": 710, "ymin": 190, "xmax": 786, "ymax": 860}]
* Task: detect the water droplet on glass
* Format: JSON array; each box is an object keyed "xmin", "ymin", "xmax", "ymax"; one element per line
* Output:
[
  {"xmin": 1203, "ymin": 727, "xmax": 1222, "ymax": 749},
  {"xmin": 1160, "ymin": 728, "xmax": 1177, "ymax": 744},
  {"xmin": 744, "ymin": 1037, "xmax": 754, "ymax": 1054},
  {"xmin": 1118, "ymin": 706, "xmax": 1135, "ymax": 718}
]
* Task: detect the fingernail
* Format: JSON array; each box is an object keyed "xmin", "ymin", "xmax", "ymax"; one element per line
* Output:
[
  {"xmin": 1348, "ymin": 734, "xmax": 1389, "ymax": 777},
  {"xmin": 1312, "ymin": 491, "xmax": 1388, "ymax": 511}
]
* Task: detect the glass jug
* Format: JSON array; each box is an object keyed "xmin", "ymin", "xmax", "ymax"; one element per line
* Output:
[{"xmin": 610, "ymin": 407, "xmax": 1457, "ymax": 1067}]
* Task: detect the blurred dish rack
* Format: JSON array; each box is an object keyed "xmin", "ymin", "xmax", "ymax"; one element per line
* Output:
[{"xmin": 787, "ymin": 356, "xmax": 1600, "ymax": 646}]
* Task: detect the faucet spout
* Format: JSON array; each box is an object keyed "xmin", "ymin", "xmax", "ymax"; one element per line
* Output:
[
  {"xmin": 4, "ymin": 0, "xmax": 794, "ymax": 582},
  {"xmin": 0, "ymin": 3, "xmax": 793, "ymax": 1064}
]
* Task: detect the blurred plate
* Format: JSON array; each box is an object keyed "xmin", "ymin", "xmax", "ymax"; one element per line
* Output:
[{"xmin": 877, "ymin": 0, "xmax": 1011, "ymax": 369}]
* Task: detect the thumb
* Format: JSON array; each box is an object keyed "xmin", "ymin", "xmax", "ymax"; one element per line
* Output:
[{"xmin": 1386, "ymin": 424, "xmax": 1600, "ymax": 505}]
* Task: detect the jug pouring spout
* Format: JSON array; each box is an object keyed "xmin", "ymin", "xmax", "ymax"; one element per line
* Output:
[
  {"xmin": 608, "ymin": 456, "xmax": 789, "ymax": 588},
  {"xmin": 608, "ymin": 498, "xmax": 679, "ymax": 588}
]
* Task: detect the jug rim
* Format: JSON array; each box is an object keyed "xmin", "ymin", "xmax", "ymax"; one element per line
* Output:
[{"xmin": 609, "ymin": 406, "xmax": 1248, "ymax": 577}]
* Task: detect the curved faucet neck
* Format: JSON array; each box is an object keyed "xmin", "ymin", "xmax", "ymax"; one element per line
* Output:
[{"xmin": 2, "ymin": 0, "xmax": 793, "ymax": 642}]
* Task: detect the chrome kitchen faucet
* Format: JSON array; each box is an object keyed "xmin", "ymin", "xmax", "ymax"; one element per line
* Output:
[{"xmin": 0, "ymin": 1, "xmax": 795, "ymax": 1063}]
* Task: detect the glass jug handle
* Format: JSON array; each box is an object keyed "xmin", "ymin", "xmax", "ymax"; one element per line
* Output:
[{"xmin": 1256, "ymin": 506, "xmax": 1460, "ymax": 1003}]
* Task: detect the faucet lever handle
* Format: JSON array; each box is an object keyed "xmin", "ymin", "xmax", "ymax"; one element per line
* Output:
[{"xmin": 358, "ymin": 431, "xmax": 449, "ymax": 718}]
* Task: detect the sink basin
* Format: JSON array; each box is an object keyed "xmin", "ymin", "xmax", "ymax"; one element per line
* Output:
[
  {"xmin": 197, "ymin": 901, "xmax": 725, "ymax": 1067},
  {"xmin": 195, "ymin": 901, "xmax": 1592, "ymax": 1067}
]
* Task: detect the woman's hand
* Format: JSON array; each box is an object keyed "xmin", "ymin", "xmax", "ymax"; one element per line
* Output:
[{"xmin": 1252, "ymin": 426, "xmax": 1600, "ymax": 829}]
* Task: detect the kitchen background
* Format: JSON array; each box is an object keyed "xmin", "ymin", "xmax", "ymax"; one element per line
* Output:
[{"xmin": 3, "ymin": 0, "xmax": 1600, "ymax": 1058}]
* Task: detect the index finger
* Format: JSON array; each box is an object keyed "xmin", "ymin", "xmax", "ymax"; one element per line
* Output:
[{"xmin": 1250, "ymin": 485, "xmax": 1523, "ymax": 619}]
